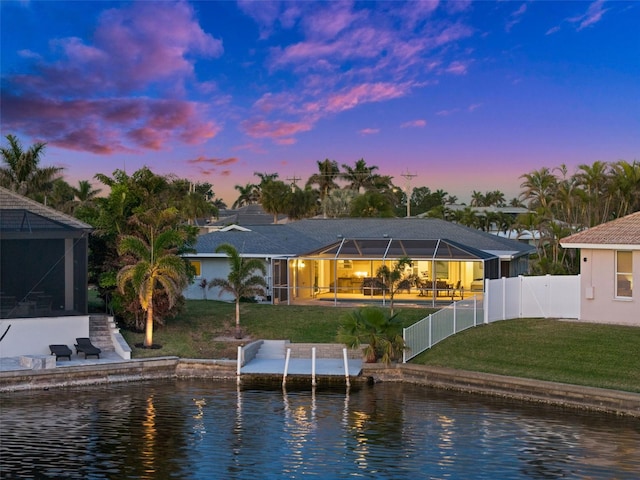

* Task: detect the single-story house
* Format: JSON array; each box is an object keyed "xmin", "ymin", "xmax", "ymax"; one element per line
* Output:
[
  {"xmin": 184, "ymin": 218, "xmax": 535, "ymax": 306},
  {"xmin": 560, "ymin": 211, "xmax": 639, "ymax": 325},
  {"xmin": 0, "ymin": 187, "xmax": 93, "ymax": 356}
]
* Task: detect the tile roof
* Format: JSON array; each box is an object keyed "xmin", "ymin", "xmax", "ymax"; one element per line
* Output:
[
  {"xmin": 0, "ymin": 186, "xmax": 92, "ymax": 231},
  {"xmin": 561, "ymin": 211, "xmax": 640, "ymax": 247}
]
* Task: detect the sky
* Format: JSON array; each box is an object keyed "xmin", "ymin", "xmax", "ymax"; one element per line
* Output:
[{"xmin": 1, "ymin": 0, "xmax": 639, "ymax": 206}]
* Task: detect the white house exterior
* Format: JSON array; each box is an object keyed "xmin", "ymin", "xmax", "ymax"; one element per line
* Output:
[{"xmin": 560, "ymin": 211, "xmax": 640, "ymax": 326}]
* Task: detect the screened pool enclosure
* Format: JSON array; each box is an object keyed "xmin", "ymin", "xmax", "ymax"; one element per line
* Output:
[{"xmin": 272, "ymin": 238, "xmax": 499, "ymax": 306}]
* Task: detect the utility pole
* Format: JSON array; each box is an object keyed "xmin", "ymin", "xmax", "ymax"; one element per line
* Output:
[
  {"xmin": 401, "ymin": 170, "xmax": 417, "ymax": 217},
  {"xmin": 286, "ymin": 174, "xmax": 301, "ymax": 192}
]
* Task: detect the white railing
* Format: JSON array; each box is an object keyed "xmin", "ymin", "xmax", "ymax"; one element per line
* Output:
[{"xmin": 403, "ymin": 296, "xmax": 483, "ymax": 363}]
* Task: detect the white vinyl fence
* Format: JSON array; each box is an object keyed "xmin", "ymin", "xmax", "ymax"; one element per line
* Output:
[
  {"xmin": 484, "ymin": 274, "xmax": 580, "ymax": 322},
  {"xmin": 403, "ymin": 296, "xmax": 483, "ymax": 363},
  {"xmin": 403, "ymin": 275, "xmax": 580, "ymax": 362}
]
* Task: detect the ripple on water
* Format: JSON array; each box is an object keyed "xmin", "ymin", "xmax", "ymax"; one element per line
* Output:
[{"xmin": 1, "ymin": 380, "xmax": 639, "ymax": 479}]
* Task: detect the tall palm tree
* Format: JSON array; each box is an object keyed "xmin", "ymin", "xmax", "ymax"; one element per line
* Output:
[
  {"xmin": 0, "ymin": 134, "xmax": 63, "ymax": 201},
  {"xmin": 519, "ymin": 167, "xmax": 557, "ymax": 212},
  {"xmin": 116, "ymin": 210, "xmax": 189, "ymax": 347},
  {"xmin": 261, "ymin": 180, "xmax": 292, "ymax": 223},
  {"xmin": 609, "ymin": 160, "xmax": 640, "ymax": 217},
  {"xmin": 208, "ymin": 243, "xmax": 267, "ymax": 339},
  {"xmin": 306, "ymin": 159, "xmax": 340, "ymax": 217},
  {"xmin": 574, "ymin": 160, "xmax": 611, "ymax": 226},
  {"xmin": 232, "ymin": 183, "xmax": 259, "ymax": 208},
  {"xmin": 341, "ymin": 158, "xmax": 379, "ymax": 192}
]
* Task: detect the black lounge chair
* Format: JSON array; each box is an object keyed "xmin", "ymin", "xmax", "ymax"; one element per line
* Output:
[
  {"xmin": 74, "ymin": 337, "xmax": 101, "ymax": 359},
  {"xmin": 49, "ymin": 344, "xmax": 72, "ymax": 361}
]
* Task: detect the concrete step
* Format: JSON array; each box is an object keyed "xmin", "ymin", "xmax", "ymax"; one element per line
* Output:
[
  {"xmin": 88, "ymin": 315, "xmax": 116, "ymax": 351},
  {"xmin": 256, "ymin": 340, "xmax": 287, "ymax": 359}
]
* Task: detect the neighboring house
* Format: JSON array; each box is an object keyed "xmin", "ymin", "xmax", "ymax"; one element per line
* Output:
[
  {"xmin": 0, "ymin": 187, "xmax": 93, "ymax": 356},
  {"xmin": 560, "ymin": 211, "xmax": 639, "ymax": 326},
  {"xmin": 184, "ymin": 218, "xmax": 535, "ymax": 305}
]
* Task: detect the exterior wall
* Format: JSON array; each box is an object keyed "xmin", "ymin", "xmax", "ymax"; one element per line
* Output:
[
  {"xmin": 183, "ymin": 257, "xmax": 271, "ymax": 302},
  {"xmin": 0, "ymin": 316, "xmax": 90, "ymax": 357},
  {"xmin": 579, "ymin": 249, "xmax": 639, "ymax": 325}
]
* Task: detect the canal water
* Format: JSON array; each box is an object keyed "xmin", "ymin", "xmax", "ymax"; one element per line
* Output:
[{"xmin": 0, "ymin": 379, "xmax": 638, "ymax": 479}]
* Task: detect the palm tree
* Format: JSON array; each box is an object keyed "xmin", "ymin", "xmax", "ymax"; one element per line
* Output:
[
  {"xmin": 575, "ymin": 160, "xmax": 611, "ymax": 226},
  {"xmin": 323, "ymin": 189, "xmax": 357, "ymax": 218},
  {"xmin": 376, "ymin": 256, "xmax": 413, "ymax": 316},
  {"xmin": 261, "ymin": 180, "xmax": 291, "ymax": 223},
  {"xmin": 208, "ymin": 243, "xmax": 267, "ymax": 339},
  {"xmin": 233, "ymin": 183, "xmax": 259, "ymax": 208},
  {"xmin": 609, "ymin": 160, "xmax": 640, "ymax": 217},
  {"xmin": 519, "ymin": 167, "xmax": 557, "ymax": 212},
  {"xmin": 306, "ymin": 159, "xmax": 340, "ymax": 217},
  {"xmin": 341, "ymin": 158, "xmax": 379, "ymax": 192},
  {"xmin": 0, "ymin": 134, "xmax": 63, "ymax": 201},
  {"xmin": 116, "ymin": 210, "xmax": 189, "ymax": 347},
  {"xmin": 337, "ymin": 307, "xmax": 405, "ymax": 364}
]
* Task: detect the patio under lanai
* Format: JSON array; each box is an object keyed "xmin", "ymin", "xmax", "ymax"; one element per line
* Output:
[{"xmin": 276, "ymin": 237, "xmax": 498, "ymax": 307}]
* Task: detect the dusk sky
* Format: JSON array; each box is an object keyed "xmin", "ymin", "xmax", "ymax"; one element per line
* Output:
[{"xmin": 1, "ymin": 0, "xmax": 638, "ymax": 205}]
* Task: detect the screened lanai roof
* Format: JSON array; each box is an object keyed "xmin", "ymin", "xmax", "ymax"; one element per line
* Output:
[{"xmin": 299, "ymin": 238, "xmax": 498, "ymax": 261}]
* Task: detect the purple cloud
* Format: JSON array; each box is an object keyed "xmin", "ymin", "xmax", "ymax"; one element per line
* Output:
[
  {"xmin": 401, "ymin": 120, "xmax": 427, "ymax": 128},
  {"xmin": 569, "ymin": 0, "xmax": 609, "ymax": 31},
  {"xmin": 359, "ymin": 128, "xmax": 379, "ymax": 135},
  {"xmin": 1, "ymin": 2, "xmax": 223, "ymax": 154}
]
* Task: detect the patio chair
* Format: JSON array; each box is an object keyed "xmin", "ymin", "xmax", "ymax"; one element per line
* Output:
[
  {"xmin": 49, "ymin": 344, "xmax": 72, "ymax": 361},
  {"xmin": 74, "ymin": 338, "xmax": 101, "ymax": 359}
]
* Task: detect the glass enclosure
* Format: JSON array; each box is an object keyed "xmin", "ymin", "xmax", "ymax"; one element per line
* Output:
[{"xmin": 277, "ymin": 238, "xmax": 498, "ymax": 304}]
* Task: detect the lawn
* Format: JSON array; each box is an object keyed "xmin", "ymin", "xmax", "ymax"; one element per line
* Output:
[
  {"xmin": 411, "ymin": 318, "xmax": 640, "ymax": 393},
  {"xmin": 120, "ymin": 301, "xmax": 640, "ymax": 393},
  {"xmin": 121, "ymin": 300, "xmax": 433, "ymax": 360}
]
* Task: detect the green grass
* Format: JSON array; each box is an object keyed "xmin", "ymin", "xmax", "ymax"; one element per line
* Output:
[
  {"xmin": 411, "ymin": 318, "xmax": 640, "ymax": 393},
  {"xmin": 121, "ymin": 300, "xmax": 433, "ymax": 360},
  {"xmin": 120, "ymin": 301, "xmax": 640, "ymax": 393}
]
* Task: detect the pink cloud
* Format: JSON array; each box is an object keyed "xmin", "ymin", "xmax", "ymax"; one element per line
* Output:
[
  {"xmin": 546, "ymin": 26, "xmax": 561, "ymax": 35},
  {"xmin": 444, "ymin": 61, "xmax": 468, "ymax": 75},
  {"xmin": 468, "ymin": 103, "xmax": 483, "ymax": 112},
  {"xmin": 1, "ymin": 2, "xmax": 223, "ymax": 155},
  {"xmin": 326, "ymin": 82, "xmax": 410, "ymax": 113},
  {"xmin": 433, "ymin": 23, "xmax": 474, "ymax": 46},
  {"xmin": 302, "ymin": 3, "xmax": 366, "ymax": 39},
  {"xmin": 506, "ymin": 3, "xmax": 527, "ymax": 32},
  {"xmin": 436, "ymin": 108, "xmax": 460, "ymax": 116},
  {"xmin": 401, "ymin": 120, "xmax": 427, "ymax": 128},
  {"xmin": 187, "ymin": 156, "xmax": 238, "ymax": 166},
  {"xmin": 242, "ymin": 118, "xmax": 312, "ymax": 140},
  {"xmin": 569, "ymin": 0, "xmax": 609, "ymax": 31},
  {"xmin": 1, "ymin": 92, "xmax": 220, "ymax": 154},
  {"xmin": 359, "ymin": 128, "xmax": 379, "ymax": 135}
]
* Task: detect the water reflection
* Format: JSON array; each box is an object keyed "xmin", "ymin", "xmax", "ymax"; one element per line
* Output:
[{"xmin": 0, "ymin": 380, "xmax": 638, "ymax": 479}]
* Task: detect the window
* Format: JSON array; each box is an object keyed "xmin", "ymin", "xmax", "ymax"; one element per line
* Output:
[
  {"xmin": 190, "ymin": 260, "xmax": 201, "ymax": 277},
  {"xmin": 615, "ymin": 251, "xmax": 632, "ymax": 298}
]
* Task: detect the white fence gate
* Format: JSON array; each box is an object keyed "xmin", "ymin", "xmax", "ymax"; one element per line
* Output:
[{"xmin": 484, "ymin": 274, "xmax": 580, "ymax": 323}]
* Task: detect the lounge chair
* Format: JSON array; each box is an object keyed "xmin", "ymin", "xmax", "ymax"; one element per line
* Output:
[
  {"xmin": 74, "ymin": 337, "xmax": 101, "ymax": 359},
  {"xmin": 49, "ymin": 344, "xmax": 72, "ymax": 361}
]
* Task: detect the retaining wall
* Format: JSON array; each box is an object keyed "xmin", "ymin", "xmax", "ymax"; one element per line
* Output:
[{"xmin": 362, "ymin": 363, "xmax": 640, "ymax": 417}]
